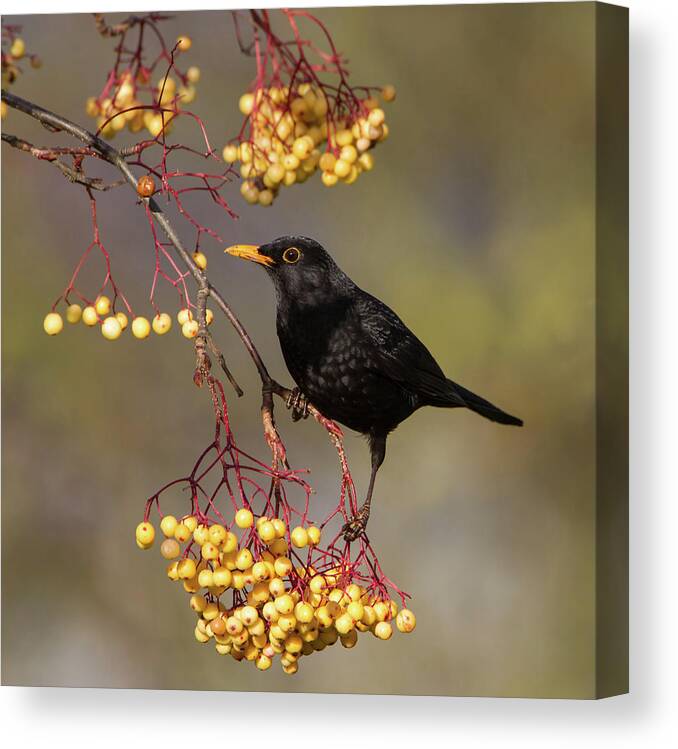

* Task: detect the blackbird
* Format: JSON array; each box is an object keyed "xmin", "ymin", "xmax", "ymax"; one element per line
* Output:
[{"xmin": 226, "ymin": 236, "xmax": 523, "ymax": 541}]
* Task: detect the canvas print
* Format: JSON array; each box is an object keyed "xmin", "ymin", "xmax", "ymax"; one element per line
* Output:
[{"xmin": 1, "ymin": 2, "xmax": 628, "ymax": 698}]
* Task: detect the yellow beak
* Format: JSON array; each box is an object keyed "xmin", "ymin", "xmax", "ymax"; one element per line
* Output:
[{"xmin": 224, "ymin": 244, "xmax": 275, "ymax": 267}]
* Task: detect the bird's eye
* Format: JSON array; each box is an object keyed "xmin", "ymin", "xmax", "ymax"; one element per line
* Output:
[{"xmin": 282, "ymin": 247, "xmax": 301, "ymax": 264}]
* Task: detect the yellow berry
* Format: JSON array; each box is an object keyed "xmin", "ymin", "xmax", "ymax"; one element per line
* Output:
[
  {"xmin": 43, "ymin": 312, "xmax": 64, "ymax": 336},
  {"xmin": 176, "ymin": 35, "xmax": 192, "ymax": 52},
  {"xmin": 201, "ymin": 542, "xmax": 219, "ymax": 561},
  {"xmin": 115, "ymin": 312, "xmax": 128, "ymax": 330},
  {"xmin": 335, "ymin": 613, "xmax": 355, "ymax": 635},
  {"xmin": 294, "ymin": 602, "xmax": 314, "ymax": 624},
  {"xmin": 272, "ymin": 518, "xmax": 286, "ymax": 538},
  {"xmin": 381, "ymin": 84, "xmax": 396, "ymax": 102},
  {"xmin": 135, "ymin": 521, "xmax": 155, "ymax": 546},
  {"xmin": 101, "ymin": 316, "xmax": 122, "ymax": 340},
  {"xmin": 129, "ymin": 316, "xmax": 150, "ymax": 339},
  {"xmin": 10, "ymin": 38, "xmax": 26, "ymax": 59},
  {"xmin": 160, "ymin": 515, "xmax": 178, "ymax": 537},
  {"xmin": 182, "ymin": 516, "xmax": 198, "ymax": 532},
  {"xmin": 235, "ymin": 508, "xmax": 254, "ymax": 528},
  {"xmin": 257, "ymin": 520, "xmax": 276, "ymax": 543},
  {"xmin": 307, "ymin": 526, "xmax": 321, "ymax": 545},
  {"xmin": 212, "ymin": 567, "xmax": 232, "ymax": 587},
  {"xmin": 152, "ymin": 312, "xmax": 172, "ymax": 335},
  {"xmin": 275, "ymin": 594, "xmax": 294, "ymax": 615},
  {"xmin": 177, "ymin": 558, "xmax": 197, "ymax": 579},
  {"xmin": 82, "ymin": 306, "xmax": 98, "ymax": 326},
  {"xmin": 333, "ymin": 159, "xmax": 351, "ymax": 179},
  {"xmin": 256, "ymin": 654, "xmax": 272, "ymax": 671},
  {"xmin": 166, "ymin": 561, "xmax": 180, "ymax": 580},
  {"xmin": 235, "ymin": 548, "xmax": 254, "ymax": 570},
  {"xmin": 222, "ymin": 531, "xmax": 238, "ymax": 553},
  {"xmin": 396, "ymin": 609, "xmax": 417, "ymax": 633},
  {"xmin": 374, "ymin": 621, "xmax": 393, "ymax": 640},
  {"xmin": 177, "ymin": 308, "xmax": 193, "ymax": 325},
  {"xmin": 197, "ymin": 568, "xmax": 214, "ymax": 588},
  {"xmin": 66, "ymin": 304, "xmax": 82, "ymax": 324},
  {"xmin": 222, "ymin": 144, "xmax": 238, "ymax": 163},
  {"xmin": 182, "ymin": 320, "xmax": 199, "ymax": 338},
  {"xmin": 258, "ymin": 189, "xmax": 274, "ymax": 207},
  {"xmin": 368, "ymin": 108, "xmax": 385, "ymax": 127},
  {"xmin": 239, "ymin": 93, "xmax": 255, "ymax": 115},
  {"xmin": 193, "ymin": 251, "xmax": 207, "ymax": 270},
  {"xmin": 290, "ymin": 526, "xmax": 308, "ymax": 548},
  {"xmin": 205, "ymin": 309, "xmax": 214, "ymax": 326},
  {"xmin": 173, "ymin": 523, "xmax": 191, "ymax": 543},
  {"xmin": 273, "ymin": 556, "xmax": 293, "ymax": 577},
  {"xmin": 186, "ymin": 66, "xmax": 201, "ymax": 84},
  {"xmin": 95, "ymin": 295, "xmax": 111, "ymax": 316},
  {"xmin": 358, "ymin": 152, "xmax": 374, "ymax": 171}
]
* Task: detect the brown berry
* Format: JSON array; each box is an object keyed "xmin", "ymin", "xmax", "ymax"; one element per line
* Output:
[{"xmin": 137, "ymin": 175, "xmax": 156, "ymax": 198}]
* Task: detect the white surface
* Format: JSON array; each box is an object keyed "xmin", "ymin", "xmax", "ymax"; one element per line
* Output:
[{"xmin": 2, "ymin": 0, "xmax": 676, "ymax": 746}]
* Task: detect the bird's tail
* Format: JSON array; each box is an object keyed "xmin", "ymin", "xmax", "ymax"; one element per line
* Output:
[{"xmin": 440, "ymin": 380, "xmax": 523, "ymax": 427}]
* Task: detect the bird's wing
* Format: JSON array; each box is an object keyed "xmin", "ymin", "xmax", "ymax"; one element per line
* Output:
[{"xmin": 355, "ymin": 292, "xmax": 464, "ymax": 405}]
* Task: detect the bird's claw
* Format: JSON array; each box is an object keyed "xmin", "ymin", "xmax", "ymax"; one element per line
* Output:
[
  {"xmin": 342, "ymin": 512, "xmax": 369, "ymax": 543},
  {"xmin": 285, "ymin": 388, "xmax": 310, "ymax": 422}
]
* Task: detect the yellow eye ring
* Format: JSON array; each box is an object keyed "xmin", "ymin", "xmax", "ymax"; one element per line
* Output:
[{"xmin": 282, "ymin": 247, "xmax": 301, "ymax": 264}]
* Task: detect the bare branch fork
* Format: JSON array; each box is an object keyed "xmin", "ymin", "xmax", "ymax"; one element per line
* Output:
[{"xmin": 1, "ymin": 88, "xmax": 351, "ymax": 479}]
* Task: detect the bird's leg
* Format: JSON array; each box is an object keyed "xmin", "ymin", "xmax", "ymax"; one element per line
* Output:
[
  {"xmin": 285, "ymin": 387, "xmax": 310, "ymax": 422},
  {"xmin": 343, "ymin": 434, "xmax": 386, "ymax": 542}
]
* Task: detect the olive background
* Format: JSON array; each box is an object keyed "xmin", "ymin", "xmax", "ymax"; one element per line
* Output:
[{"xmin": 3, "ymin": 3, "xmax": 601, "ymax": 696}]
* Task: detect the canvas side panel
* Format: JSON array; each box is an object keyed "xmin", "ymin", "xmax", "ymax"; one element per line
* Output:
[{"xmin": 595, "ymin": 0, "xmax": 629, "ymax": 699}]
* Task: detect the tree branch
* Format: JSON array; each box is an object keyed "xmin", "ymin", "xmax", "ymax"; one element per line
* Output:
[
  {"xmin": 1, "ymin": 90, "xmax": 286, "ymax": 394},
  {"xmin": 2, "ymin": 132, "xmax": 125, "ymax": 191}
]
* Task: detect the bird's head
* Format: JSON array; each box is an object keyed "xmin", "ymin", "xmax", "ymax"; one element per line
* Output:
[{"xmin": 225, "ymin": 236, "xmax": 352, "ymax": 305}]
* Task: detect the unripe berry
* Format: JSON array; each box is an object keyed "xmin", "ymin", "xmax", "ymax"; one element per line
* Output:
[
  {"xmin": 101, "ymin": 316, "xmax": 122, "ymax": 340},
  {"xmin": 135, "ymin": 521, "xmax": 155, "ymax": 546},
  {"xmin": 43, "ymin": 312, "xmax": 63, "ymax": 336},
  {"xmin": 131, "ymin": 316, "xmax": 151, "ymax": 339},
  {"xmin": 152, "ymin": 312, "xmax": 172, "ymax": 335},
  {"xmin": 66, "ymin": 304, "xmax": 82, "ymax": 324}
]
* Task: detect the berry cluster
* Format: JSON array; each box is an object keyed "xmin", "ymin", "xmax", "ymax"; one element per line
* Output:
[
  {"xmin": 224, "ymin": 84, "xmax": 395, "ymax": 206},
  {"xmin": 1, "ymin": 26, "xmax": 42, "ymax": 119},
  {"xmin": 43, "ymin": 296, "xmax": 213, "ymax": 341},
  {"xmin": 85, "ymin": 34, "xmax": 200, "ymax": 140},
  {"xmin": 136, "ymin": 510, "xmax": 415, "ymax": 674}
]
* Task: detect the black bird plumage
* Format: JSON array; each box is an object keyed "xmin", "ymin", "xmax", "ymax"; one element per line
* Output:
[{"xmin": 226, "ymin": 236, "xmax": 523, "ymax": 540}]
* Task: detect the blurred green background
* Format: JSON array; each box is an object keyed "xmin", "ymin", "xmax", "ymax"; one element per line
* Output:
[{"xmin": 2, "ymin": 4, "xmax": 598, "ymax": 697}]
